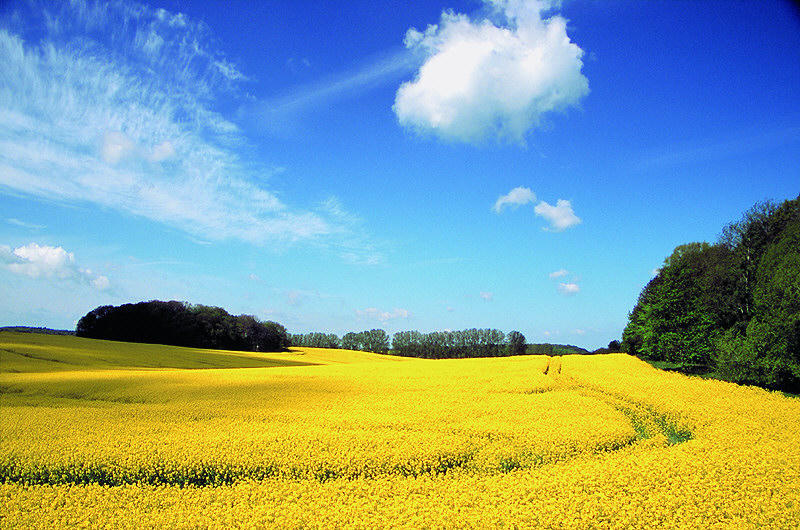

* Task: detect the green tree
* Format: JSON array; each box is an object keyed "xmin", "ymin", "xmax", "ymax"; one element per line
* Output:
[
  {"xmin": 623, "ymin": 242, "xmax": 722, "ymax": 364},
  {"xmin": 505, "ymin": 331, "xmax": 526, "ymax": 356}
]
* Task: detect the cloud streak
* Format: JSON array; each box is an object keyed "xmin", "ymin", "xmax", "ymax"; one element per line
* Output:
[
  {"xmin": 394, "ymin": 0, "xmax": 589, "ymax": 144},
  {"xmin": 251, "ymin": 48, "xmax": 418, "ymax": 137}
]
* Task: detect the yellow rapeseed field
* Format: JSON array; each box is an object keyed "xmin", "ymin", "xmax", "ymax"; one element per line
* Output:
[{"xmin": 1, "ymin": 331, "xmax": 798, "ymax": 528}]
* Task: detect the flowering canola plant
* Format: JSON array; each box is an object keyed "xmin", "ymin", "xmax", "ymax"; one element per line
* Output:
[{"xmin": 1, "ymin": 332, "xmax": 798, "ymax": 528}]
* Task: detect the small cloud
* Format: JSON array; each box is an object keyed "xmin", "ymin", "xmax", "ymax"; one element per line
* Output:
[
  {"xmin": 248, "ymin": 273, "xmax": 261, "ymax": 283},
  {"xmin": 480, "ymin": 291, "xmax": 494, "ymax": 301},
  {"xmin": 549, "ymin": 268, "xmax": 579, "ymax": 295},
  {"xmin": 557, "ymin": 282, "xmax": 580, "ymax": 296},
  {"xmin": 1, "ymin": 242, "xmax": 109, "ymax": 290},
  {"xmin": 534, "ymin": 199, "xmax": 581, "ymax": 232},
  {"xmin": 355, "ymin": 307, "xmax": 412, "ymax": 322},
  {"xmin": 493, "ymin": 187, "xmax": 537, "ymax": 213},
  {"xmin": 493, "ymin": 189, "xmax": 580, "ymax": 232},
  {"xmin": 92, "ymin": 275, "xmax": 111, "ymax": 290}
]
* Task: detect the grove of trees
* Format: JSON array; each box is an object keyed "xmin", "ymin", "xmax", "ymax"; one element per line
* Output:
[
  {"xmin": 289, "ymin": 332, "xmax": 342, "ymax": 349},
  {"xmin": 622, "ymin": 195, "xmax": 800, "ymax": 392},
  {"xmin": 76, "ymin": 301, "xmax": 289, "ymax": 352},
  {"xmin": 290, "ymin": 328, "xmax": 532, "ymax": 358},
  {"xmin": 391, "ymin": 328, "xmax": 523, "ymax": 359}
]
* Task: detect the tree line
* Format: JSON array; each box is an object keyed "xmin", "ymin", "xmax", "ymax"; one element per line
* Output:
[
  {"xmin": 622, "ymin": 195, "xmax": 800, "ymax": 392},
  {"xmin": 76, "ymin": 301, "xmax": 289, "ymax": 352},
  {"xmin": 288, "ymin": 330, "xmax": 392, "ymax": 353},
  {"xmin": 74, "ymin": 301, "xmax": 585, "ymax": 361},
  {"xmin": 391, "ymin": 329, "xmax": 525, "ymax": 359},
  {"xmin": 291, "ymin": 328, "xmax": 529, "ymax": 359}
]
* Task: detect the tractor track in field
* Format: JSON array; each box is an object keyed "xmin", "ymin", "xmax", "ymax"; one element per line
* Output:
[{"xmin": 542, "ymin": 357, "xmax": 692, "ymax": 446}]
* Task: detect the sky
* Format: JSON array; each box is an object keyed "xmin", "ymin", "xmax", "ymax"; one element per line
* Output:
[{"xmin": 1, "ymin": 0, "xmax": 798, "ymax": 349}]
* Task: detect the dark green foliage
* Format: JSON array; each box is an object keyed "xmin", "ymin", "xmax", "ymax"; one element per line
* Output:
[
  {"xmin": 289, "ymin": 332, "xmax": 341, "ymax": 349},
  {"xmin": 622, "ymin": 195, "xmax": 800, "ymax": 392},
  {"xmin": 0, "ymin": 326, "xmax": 75, "ymax": 335},
  {"xmin": 505, "ymin": 331, "xmax": 527, "ymax": 356},
  {"xmin": 526, "ymin": 343, "xmax": 590, "ymax": 356},
  {"xmin": 76, "ymin": 301, "xmax": 289, "ymax": 352},
  {"xmin": 591, "ymin": 340, "xmax": 623, "ymax": 355}
]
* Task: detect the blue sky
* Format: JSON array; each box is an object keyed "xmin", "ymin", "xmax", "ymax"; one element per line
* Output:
[{"xmin": 1, "ymin": 0, "xmax": 798, "ymax": 349}]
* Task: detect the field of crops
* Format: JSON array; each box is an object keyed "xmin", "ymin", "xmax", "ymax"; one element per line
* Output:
[{"xmin": 1, "ymin": 331, "xmax": 799, "ymax": 528}]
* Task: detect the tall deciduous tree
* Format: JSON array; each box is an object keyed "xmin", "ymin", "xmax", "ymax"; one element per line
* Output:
[
  {"xmin": 506, "ymin": 331, "xmax": 527, "ymax": 356},
  {"xmin": 622, "ymin": 195, "xmax": 800, "ymax": 392}
]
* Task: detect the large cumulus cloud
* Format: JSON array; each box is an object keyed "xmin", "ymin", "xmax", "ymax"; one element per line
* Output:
[{"xmin": 394, "ymin": 0, "xmax": 589, "ymax": 144}]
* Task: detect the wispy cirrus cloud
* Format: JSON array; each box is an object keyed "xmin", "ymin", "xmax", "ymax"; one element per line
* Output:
[
  {"xmin": 394, "ymin": 0, "xmax": 589, "ymax": 144},
  {"xmin": 636, "ymin": 124, "xmax": 800, "ymax": 171},
  {"xmin": 0, "ymin": 0, "xmax": 379, "ymax": 262}
]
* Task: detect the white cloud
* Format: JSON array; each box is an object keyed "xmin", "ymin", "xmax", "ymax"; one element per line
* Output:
[
  {"xmin": 534, "ymin": 199, "xmax": 581, "ymax": 231},
  {"xmin": 92, "ymin": 275, "xmax": 111, "ymax": 290},
  {"xmin": 493, "ymin": 188, "xmax": 581, "ymax": 232},
  {"xmin": 557, "ymin": 282, "xmax": 580, "ymax": 295},
  {"xmin": 493, "ymin": 186, "xmax": 537, "ymax": 212},
  {"xmin": 1, "ymin": 242, "xmax": 109, "ymax": 290},
  {"xmin": 394, "ymin": 0, "xmax": 588, "ymax": 144},
  {"xmin": 0, "ymin": 1, "xmax": 377, "ymax": 261},
  {"xmin": 480, "ymin": 291, "xmax": 494, "ymax": 301},
  {"xmin": 549, "ymin": 268, "xmax": 579, "ymax": 296},
  {"xmin": 355, "ymin": 307, "xmax": 412, "ymax": 322}
]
